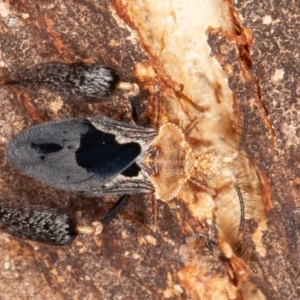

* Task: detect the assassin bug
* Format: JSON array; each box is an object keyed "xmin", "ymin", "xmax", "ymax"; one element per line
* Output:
[
  {"xmin": 4, "ymin": 61, "xmax": 263, "ymax": 275},
  {"xmin": 5, "ymin": 91, "xmax": 259, "ymax": 252}
]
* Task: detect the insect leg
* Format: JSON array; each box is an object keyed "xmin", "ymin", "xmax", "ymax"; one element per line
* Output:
[
  {"xmin": 76, "ymin": 195, "xmax": 129, "ymax": 234},
  {"xmin": 100, "ymin": 194, "xmax": 129, "ymax": 225},
  {"xmin": 233, "ymin": 181, "xmax": 245, "ymax": 233},
  {"xmin": 88, "ymin": 178, "xmax": 153, "ymax": 197},
  {"xmin": 1, "ymin": 62, "xmax": 140, "ymax": 99}
]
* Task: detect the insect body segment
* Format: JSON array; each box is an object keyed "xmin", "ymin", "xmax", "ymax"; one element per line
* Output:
[
  {"xmin": 143, "ymin": 122, "xmax": 243, "ymax": 204},
  {"xmin": 6, "ymin": 117, "xmax": 156, "ymax": 196},
  {"xmin": 144, "ymin": 123, "xmax": 193, "ymax": 201}
]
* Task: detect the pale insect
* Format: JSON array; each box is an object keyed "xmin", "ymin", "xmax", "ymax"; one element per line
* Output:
[{"xmin": 142, "ymin": 80, "xmax": 264, "ymax": 269}]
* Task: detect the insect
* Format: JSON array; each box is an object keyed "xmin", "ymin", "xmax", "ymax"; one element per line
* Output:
[
  {"xmin": 6, "ymin": 94, "xmax": 259, "ymax": 243},
  {"xmin": 0, "ymin": 194, "xmax": 129, "ymax": 245},
  {"xmin": 6, "ymin": 101, "xmax": 261, "ymax": 228},
  {"xmin": 1, "ymin": 62, "xmax": 140, "ymax": 99},
  {"xmin": 4, "ymin": 61, "xmax": 263, "ymax": 274}
]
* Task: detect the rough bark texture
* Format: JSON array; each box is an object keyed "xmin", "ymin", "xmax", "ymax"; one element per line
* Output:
[
  {"xmin": 0, "ymin": 0, "xmax": 298, "ymax": 299},
  {"xmin": 235, "ymin": 1, "xmax": 300, "ymax": 299},
  {"xmin": 207, "ymin": 1, "xmax": 300, "ymax": 299}
]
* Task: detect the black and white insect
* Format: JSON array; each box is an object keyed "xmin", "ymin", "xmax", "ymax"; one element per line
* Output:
[
  {"xmin": 3, "ymin": 61, "xmax": 263, "ymax": 275},
  {"xmin": 5, "ymin": 105, "xmax": 260, "ymax": 232},
  {"xmin": 1, "ymin": 62, "xmax": 140, "ymax": 99},
  {"xmin": 0, "ymin": 194, "xmax": 129, "ymax": 245}
]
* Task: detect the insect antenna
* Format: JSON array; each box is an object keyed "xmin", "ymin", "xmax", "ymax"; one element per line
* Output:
[
  {"xmin": 235, "ymin": 103, "xmax": 249, "ymax": 153},
  {"xmin": 1, "ymin": 62, "xmax": 140, "ymax": 100},
  {"xmin": 220, "ymin": 101, "xmax": 251, "ymax": 165},
  {"xmin": 216, "ymin": 167, "xmax": 263, "ymax": 240},
  {"xmin": 230, "ymin": 66, "xmax": 266, "ymax": 158},
  {"xmin": 231, "ymin": 103, "xmax": 263, "ymax": 151},
  {"xmin": 0, "ymin": 194, "xmax": 128, "ymax": 245},
  {"xmin": 219, "ymin": 69, "xmax": 259, "ymax": 168},
  {"xmin": 233, "ymin": 181, "xmax": 245, "ymax": 233},
  {"xmin": 224, "ymin": 207, "xmax": 261, "ymax": 238}
]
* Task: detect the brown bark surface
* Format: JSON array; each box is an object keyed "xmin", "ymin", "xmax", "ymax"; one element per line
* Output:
[
  {"xmin": 207, "ymin": 1, "xmax": 300, "ymax": 299},
  {"xmin": 235, "ymin": 1, "xmax": 300, "ymax": 298},
  {"xmin": 0, "ymin": 1, "xmax": 298, "ymax": 299}
]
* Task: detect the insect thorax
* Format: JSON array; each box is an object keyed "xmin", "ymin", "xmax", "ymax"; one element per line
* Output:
[{"xmin": 143, "ymin": 123, "xmax": 194, "ymax": 201}]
